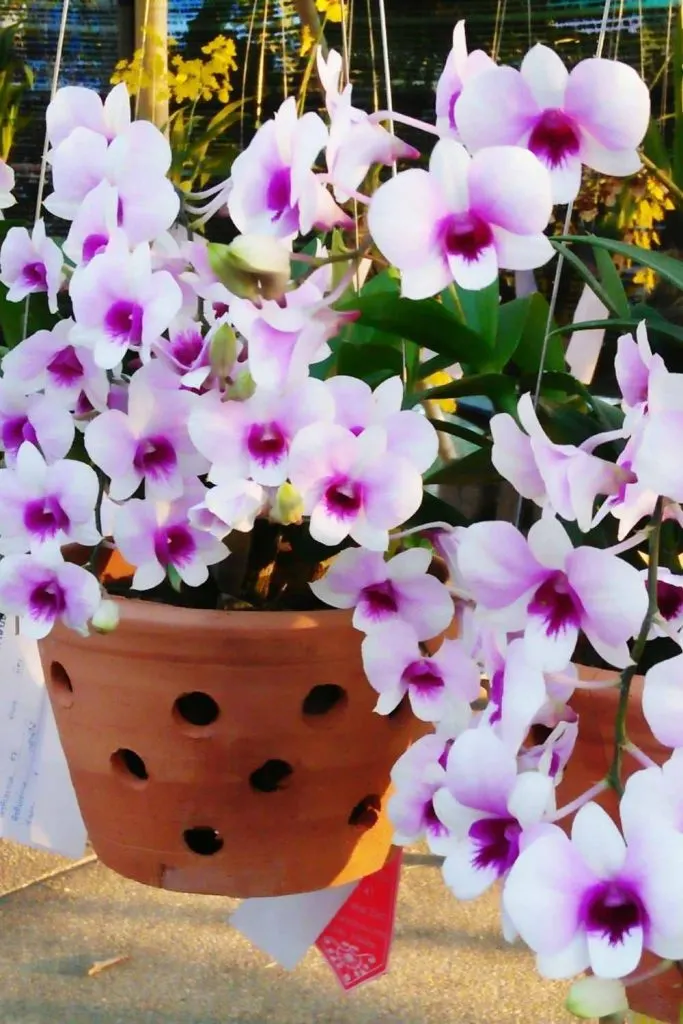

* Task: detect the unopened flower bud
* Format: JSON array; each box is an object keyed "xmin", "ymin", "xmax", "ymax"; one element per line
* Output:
[
  {"xmin": 565, "ymin": 977, "xmax": 628, "ymax": 1020},
  {"xmin": 207, "ymin": 235, "xmax": 291, "ymax": 301},
  {"xmin": 270, "ymin": 482, "xmax": 304, "ymax": 526},
  {"xmin": 209, "ymin": 323, "xmax": 238, "ymax": 380},
  {"xmin": 225, "ymin": 370, "xmax": 256, "ymax": 401},
  {"xmin": 91, "ymin": 599, "xmax": 120, "ymax": 634}
]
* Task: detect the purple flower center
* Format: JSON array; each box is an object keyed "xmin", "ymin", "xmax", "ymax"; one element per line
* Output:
[
  {"xmin": 47, "ymin": 345, "xmax": 84, "ymax": 386},
  {"xmin": 657, "ymin": 579, "xmax": 683, "ymax": 622},
  {"xmin": 529, "ymin": 108, "xmax": 581, "ymax": 169},
  {"xmin": 82, "ymin": 233, "xmax": 109, "ymax": 262},
  {"xmin": 29, "ymin": 578, "xmax": 66, "ymax": 622},
  {"xmin": 104, "ymin": 300, "xmax": 144, "ymax": 345},
  {"xmin": 361, "ymin": 580, "xmax": 399, "ymax": 619},
  {"xmin": 528, "ymin": 570, "xmax": 583, "ymax": 637},
  {"xmin": 266, "ymin": 166, "xmax": 293, "ymax": 221},
  {"xmin": 213, "ymin": 302, "xmax": 229, "ymax": 318},
  {"xmin": 169, "ymin": 330, "xmax": 205, "ymax": 369},
  {"xmin": 23, "ymin": 495, "xmax": 70, "ymax": 540},
  {"xmin": 246, "ymin": 421, "xmax": 288, "ymax": 466},
  {"xmin": 488, "ymin": 667, "xmax": 505, "ymax": 725},
  {"xmin": 448, "ymin": 90, "xmax": 461, "ymax": 131},
  {"xmin": 153, "ymin": 524, "xmax": 196, "ymax": 569},
  {"xmin": 2, "ymin": 416, "xmax": 38, "ymax": 454},
  {"xmin": 441, "ymin": 211, "xmax": 494, "ymax": 263},
  {"xmin": 116, "ymin": 196, "xmax": 125, "ymax": 225},
  {"xmin": 133, "ymin": 435, "xmax": 177, "ymax": 481},
  {"xmin": 581, "ymin": 880, "xmax": 648, "ymax": 945},
  {"xmin": 349, "ymin": 425, "xmax": 365, "ymax": 437},
  {"xmin": 424, "ymin": 798, "xmax": 448, "ymax": 837},
  {"xmin": 74, "ymin": 392, "xmax": 95, "ymax": 417},
  {"xmin": 402, "ymin": 658, "xmax": 444, "ymax": 692},
  {"xmin": 22, "ymin": 262, "xmax": 47, "ymax": 289},
  {"xmin": 469, "ymin": 816, "xmax": 521, "ymax": 875},
  {"xmin": 323, "ymin": 476, "xmax": 363, "ymax": 520}
]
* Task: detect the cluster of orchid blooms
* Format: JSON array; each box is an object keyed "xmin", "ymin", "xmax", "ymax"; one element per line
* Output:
[{"xmin": 0, "ymin": 16, "xmax": 679, "ymax": 1012}]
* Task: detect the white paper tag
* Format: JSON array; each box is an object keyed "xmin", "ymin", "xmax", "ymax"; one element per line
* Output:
[
  {"xmin": 230, "ymin": 881, "xmax": 359, "ymax": 970},
  {"xmin": 0, "ymin": 618, "xmax": 86, "ymax": 859}
]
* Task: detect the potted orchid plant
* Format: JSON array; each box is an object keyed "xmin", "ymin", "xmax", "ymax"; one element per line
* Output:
[{"xmin": 0, "ymin": 14, "xmax": 680, "ymax": 1021}]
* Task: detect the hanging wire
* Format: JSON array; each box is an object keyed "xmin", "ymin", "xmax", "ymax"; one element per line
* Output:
[
  {"xmin": 637, "ymin": 0, "xmax": 645, "ymax": 81},
  {"xmin": 281, "ymin": 1, "xmax": 289, "ymax": 98},
  {"xmin": 346, "ymin": 0, "xmax": 356, "ymax": 73},
  {"xmin": 23, "ymin": 0, "xmax": 71, "ymax": 342},
  {"xmin": 526, "ymin": 0, "xmax": 532, "ymax": 48},
  {"xmin": 133, "ymin": 0, "xmax": 152, "ymax": 121},
  {"xmin": 512, "ymin": 0, "xmax": 615, "ymax": 526},
  {"xmin": 376, "ymin": 0, "xmax": 395, "ymax": 174},
  {"xmin": 255, "ymin": 0, "xmax": 271, "ymax": 127},
  {"xmin": 660, "ymin": 0, "xmax": 675, "ymax": 122},
  {"xmin": 492, "ymin": 0, "xmax": 509, "ymax": 63},
  {"xmin": 365, "ymin": 0, "xmax": 380, "ymax": 112},
  {"xmin": 240, "ymin": 0, "xmax": 260, "ymax": 149},
  {"xmin": 611, "ymin": 0, "xmax": 626, "ymax": 61}
]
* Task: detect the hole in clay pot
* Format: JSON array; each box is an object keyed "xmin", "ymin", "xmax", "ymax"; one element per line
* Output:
[
  {"xmin": 174, "ymin": 691, "xmax": 220, "ymax": 728},
  {"xmin": 348, "ymin": 794, "xmax": 381, "ymax": 830},
  {"xmin": 183, "ymin": 827, "xmax": 224, "ymax": 856},
  {"xmin": 249, "ymin": 759, "xmax": 293, "ymax": 793},
  {"xmin": 110, "ymin": 748, "xmax": 149, "ymax": 786},
  {"xmin": 49, "ymin": 662, "xmax": 74, "ymax": 708},
  {"xmin": 302, "ymin": 684, "xmax": 347, "ymax": 718}
]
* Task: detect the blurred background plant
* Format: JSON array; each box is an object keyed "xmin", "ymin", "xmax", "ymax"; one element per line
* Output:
[
  {"xmin": 111, "ymin": 29, "xmax": 243, "ymax": 192},
  {"xmin": 0, "ymin": 19, "xmax": 32, "ymax": 162}
]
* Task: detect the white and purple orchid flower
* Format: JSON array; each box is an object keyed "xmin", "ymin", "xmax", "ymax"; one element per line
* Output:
[
  {"xmin": 504, "ymin": 802, "xmax": 683, "ymax": 978},
  {"xmin": 0, "ymin": 220, "xmax": 64, "ymax": 313},
  {"xmin": 0, "ymin": 549, "xmax": 103, "ymax": 638},
  {"xmin": 228, "ymin": 96, "xmax": 352, "ymax": 239},
  {"xmin": 361, "ymin": 620, "xmax": 480, "ymax": 721},
  {"xmin": 368, "ymin": 138, "xmax": 554, "ymax": 296},
  {"xmin": 70, "ymin": 235, "xmax": 182, "ymax": 369},
  {"xmin": 310, "ymin": 545, "xmax": 454, "ymax": 640},
  {"xmin": 0, "ymin": 442, "xmax": 99, "ymax": 555},
  {"xmin": 456, "ymin": 516, "xmax": 648, "ymax": 670},
  {"xmin": 435, "ymin": 20, "xmax": 494, "ymax": 137},
  {"xmin": 112, "ymin": 490, "xmax": 229, "ymax": 592},
  {"xmin": 455, "ymin": 45, "xmax": 651, "ymax": 203}
]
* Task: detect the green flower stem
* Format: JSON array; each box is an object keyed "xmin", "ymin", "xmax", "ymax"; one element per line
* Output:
[{"xmin": 607, "ymin": 497, "xmax": 663, "ymax": 796}]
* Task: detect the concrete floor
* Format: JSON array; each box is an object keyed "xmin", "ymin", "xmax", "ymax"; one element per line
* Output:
[{"xmin": 0, "ymin": 840, "xmax": 575, "ymax": 1024}]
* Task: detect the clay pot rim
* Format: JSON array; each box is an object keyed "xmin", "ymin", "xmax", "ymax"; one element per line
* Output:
[{"xmin": 97, "ymin": 595, "xmax": 353, "ymax": 635}]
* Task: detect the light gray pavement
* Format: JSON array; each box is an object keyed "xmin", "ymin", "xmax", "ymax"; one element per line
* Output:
[{"xmin": 0, "ymin": 841, "xmax": 573, "ymax": 1024}]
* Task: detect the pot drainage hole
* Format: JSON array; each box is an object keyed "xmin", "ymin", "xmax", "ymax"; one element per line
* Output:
[
  {"xmin": 174, "ymin": 691, "xmax": 220, "ymax": 727},
  {"xmin": 110, "ymin": 748, "xmax": 149, "ymax": 784},
  {"xmin": 249, "ymin": 759, "xmax": 293, "ymax": 793},
  {"xmin": 348, "ymin": 794, "xmax": 381, "ymax": 829},
  {"xmin": 302, "ymin": 684, "xmax": 347, "ymax": 718},
  {"xmin": 183, "ymin": 827, "xmax": 224, "ymax": 856}
]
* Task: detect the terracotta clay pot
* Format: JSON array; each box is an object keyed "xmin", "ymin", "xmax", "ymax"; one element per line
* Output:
[
  {"xmin": 38, "ymin": 598, "xmax": 425, "ymax": 898},
  {"xmin": 560, "ymin": 669, "xmax": 680, "ymax": 1023}
]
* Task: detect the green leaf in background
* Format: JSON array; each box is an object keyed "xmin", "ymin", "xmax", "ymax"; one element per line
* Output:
[
  {"xmin": 673, "ymin": 4, "xmax": 683, "ymax": 190},
  {"xmin": 0, "ymin": 286, "xmax": 57, "ymax": 350},
  {"xmin": 551, "ymin": 314, "xmax": 683, "ymax": 347},
  {"xmin": 415, "ymin": 372, "xmax": 517, "ymax": 413},
  {"xmin": 593, "ymin": 247, "xmax": 630, "ymax": 319},
  {"xmin": 558, "ymin": 235, "xmax": 683, "ymax": 294},
  {"xmin": 425, "ymin": 446, "xmax": 502, "ymax": 487},
  {"xmin": 444, "ymin": 280, "xmax": 499, "ymax": 348},
  {"xmin": 428, "ymin": 418, "xmax": 491, "ymax": 449},
  {"xmin": 550, "ymin": 239, "xmax": 624, "ymax": 316},
  {"xmin": 404, "ymin": 490, "xmax": 469, "ymax": 529},
  {"xmin": 341, "ymin": 291, "xmax": 485, "ymax": 365},
  {"xmin": 335, "ymin": 339, "xmax": 406, "ymax": 385},
  {"xmin": 510, "ymin": 292, "xmax": 566, "ymax": 374}
]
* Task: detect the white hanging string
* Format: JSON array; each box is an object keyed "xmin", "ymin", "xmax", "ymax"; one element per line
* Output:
[
  {"xmin": 376, "ymin": 0, "xmax": 395, "ymax": 176},
  {"xmin": 22, "ymin": 0, "xmax": 71, "ymax": 342},
  {"xmin": 240, "ymin": 0, "xmax": 260, "ymax": 149},
  {"xmin": 511, "ymin": 0, "xmax": 614, "ymax": 526},
  {"xmin": 530, "ymin": 0, "xmax": 614, "ymax": 412},
  {"xmin": 133, "ymin": 0, "xmax": 151, "ymax": 121}
]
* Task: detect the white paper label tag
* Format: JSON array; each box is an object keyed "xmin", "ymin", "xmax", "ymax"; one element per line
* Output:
[
  {"xmin": 230, "ymin": 881, "xmax": 359, "ymax": 970},
  {"xmin": 0, "ymin": 618, "xmax": 86, "ymax": 859}
]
